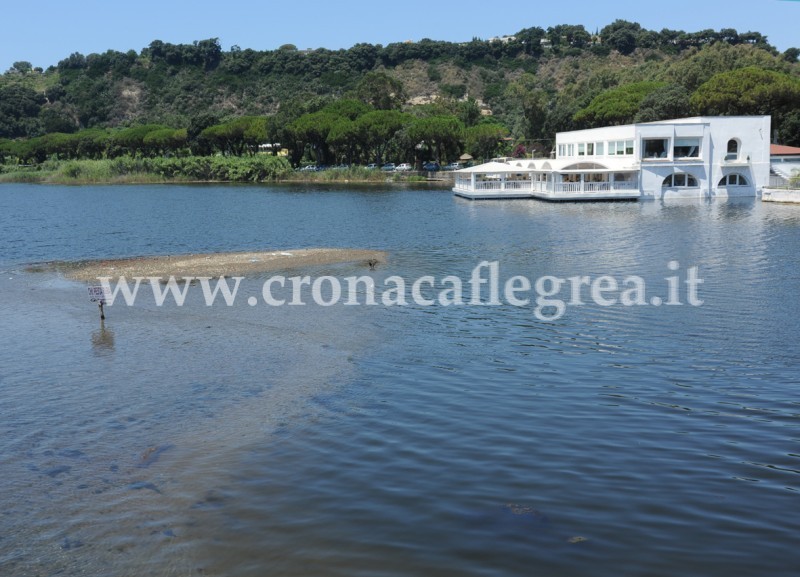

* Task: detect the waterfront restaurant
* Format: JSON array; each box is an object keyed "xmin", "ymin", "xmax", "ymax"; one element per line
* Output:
[{"xmin": 454, "ymin": 116, "xmax": 772, "ymax": 201}]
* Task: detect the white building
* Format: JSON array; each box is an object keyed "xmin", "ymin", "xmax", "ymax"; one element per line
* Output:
[
  {"xmin": 770, "ymin": 143, "xmax": 800, "ymax": 187},
  {"xmin": 454, "ymin": 116, "xmax": 771, "ymax": 201}
]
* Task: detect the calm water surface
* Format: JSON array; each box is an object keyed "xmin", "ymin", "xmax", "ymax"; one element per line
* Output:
[{"xmin": 1, "ymin": 183, "xmax": 799, "ymax": 576}]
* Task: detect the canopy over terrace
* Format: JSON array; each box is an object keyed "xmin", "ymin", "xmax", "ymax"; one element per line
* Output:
[
  {"xmin": 453, "ymin": 161, "xmax": 536, "ymax": 199},
  {"xmin": 453, "ymin": 159, "xmax": 641, "ymax": 201}
]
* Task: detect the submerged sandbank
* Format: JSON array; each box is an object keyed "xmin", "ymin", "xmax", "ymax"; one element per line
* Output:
[{"xmin": 34, "ymin": 248, "xmax": 387, "ymax": 282}]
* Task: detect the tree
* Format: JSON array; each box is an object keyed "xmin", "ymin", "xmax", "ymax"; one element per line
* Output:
[
  {"xmin": 0, "ymin": 84, "xmax": 46, "ymax": 138},
  {"xmin": 10, "ymin": 61, "xmax": 33, "ymax": 74},
  {"xmin": 290, "ymin": 111, "xmax": 339, "ymax": 164},
  {"xmin": 39, "ymin": 103, "xmax": 79, "ymax": 134},
  {"xmin": 187, "ymin": 112, "xmax": 221, "ymax": 155},
  {"xmin": 465, "ymin": 123, "xmax": 510, "ymax": 161},
  {"xmin": 634, "ymin": 84, "xmax": 691, "ymax": 122},
  {"xmin": 75, "ymin": 128, "xmax": 113, "ymax": 159},
  {"xmin": 110, "ymin": 124, "xmax": 170, "ymax": 157},
  {"xmin": 200, "ymin": 117, "xmax": 267, "ymax": 156},
  {"xmin": 664, "ymin": 43, "xmax": 789, "ymax": 92},
  {"xmin": 327, "ymin": 118, "xmax": 360, "ymax": 164},
  {"xmin": 346, "ymin": 43, "xmax": 379, "ymax": 72},
  {"xmin": 783, "ymin": 48, "xmax": 800, "ymax": 63},
  {"xmin": 690, "ymin": 67, "xmax": 800, "ymax": 117},
  {"xmin": 574, "ymin": 82, "xmax": 666, "ymax": 127},
  {"xmin": 353, "ymin": 109, "xmax": 411, "ymax": 164},
  {"xmin": 143, "ymin": 128, "xmax": 188, "ymax": 156},
  {"xmin": 601, "ymin": 20, "xmax": 642, "ymax": 55},
  {"xmin": 403, "ymin": 116, "xmax": 464, "ymax": 163},
  {"xmin": 777, "ymin": 110, "xmax": 800, "ymax": 147},
  {"xmin": 505, "ymin": 75, "xmax": 549, "ymax": 140},
  {"xmin": 547, "ymin": 25, "xmax": 592, "ymax": 51},
  {"xmin": 322, "ymin": 99, "xmax": 372, "ymax": 120},
  {"xmin": 0, "ymin": 138, "xmax": 13, "ymax": 163},
  {"xmin": 268, "ymin": 95, "xmax": 331, "ymax": 166},
  {"xmin": 354, "ymin": 72, "xmax": 406, "ymax": 110},
  {"xmin": 514, "ymin": 27, "xmax": 546, "ymax": 57}
]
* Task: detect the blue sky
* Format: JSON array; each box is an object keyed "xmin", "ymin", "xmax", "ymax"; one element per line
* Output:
[{"xmin": 2, "ymin": 0, "xmax": 798, "ymax": 72}]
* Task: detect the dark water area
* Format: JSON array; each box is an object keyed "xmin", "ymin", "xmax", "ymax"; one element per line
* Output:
[{"xmin": 1, "ymin": 183, "xmax": 799, "ymax": 576}]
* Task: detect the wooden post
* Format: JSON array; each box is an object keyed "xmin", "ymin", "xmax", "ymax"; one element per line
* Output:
[{"xmin": 98, "ymin": 300, "xmax": 105, "ymax": 320}]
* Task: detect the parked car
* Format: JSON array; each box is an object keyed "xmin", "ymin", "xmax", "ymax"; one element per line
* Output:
[
  {"xmin": 395, "ymin": 163, "xmax": 413, "ymax": 171},
  {"xmin": 365, "ymin": 163, "xmax": 378, "ymax": 170},
  {"xmin": 381, "ymin": 163, "xmax": 396, "ymax": 172},
  {"xmin": 422, "ymin": 161, "xmax": 440, "ymax": 171},
  {"xmin": 443, "ymin": 162, "xmax": 462, "ymax": 171}
]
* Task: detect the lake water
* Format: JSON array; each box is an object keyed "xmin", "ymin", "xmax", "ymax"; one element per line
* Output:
[{"xmin": 1, "ymin": 183, "xmax": 799, "ymax": 576}]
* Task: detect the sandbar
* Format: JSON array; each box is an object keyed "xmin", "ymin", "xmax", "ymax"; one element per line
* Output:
[{"xmin": 34, "ymin": 248, "xmax": 387, "ymax": 282}]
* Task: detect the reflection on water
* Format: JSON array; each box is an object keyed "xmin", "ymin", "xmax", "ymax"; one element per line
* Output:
[
  {"xmin": 1, "ymin": 184, "xmax": 799, "ymax": 577},
  {"xmin": 91, "ymin": 319, "xmax": 115, "ymax": 354}
]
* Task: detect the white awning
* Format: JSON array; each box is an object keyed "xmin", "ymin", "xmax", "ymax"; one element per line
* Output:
[
  {"xmin": 456, "ymin": 158, "xmax": 640, "ymax": 174},
  {"xmin": 455, "ymin": 161, "xmax": 533, "ymax": 174}
]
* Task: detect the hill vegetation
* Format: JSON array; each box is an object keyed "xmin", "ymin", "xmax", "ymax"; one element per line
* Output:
[{"xmin": 1, "ymin": 20, "xmax": 799, "ymax": 179}]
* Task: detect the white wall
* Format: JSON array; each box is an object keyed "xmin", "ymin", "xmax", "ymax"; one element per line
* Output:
[{"xmin": 556, "ymin": 117, "xmax": 771, "ymax": 199}]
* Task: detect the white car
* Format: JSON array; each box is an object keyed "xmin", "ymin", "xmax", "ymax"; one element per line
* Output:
[{"xmin": 395, "ymin": 163, "xmax": 413, "ymax": 171}]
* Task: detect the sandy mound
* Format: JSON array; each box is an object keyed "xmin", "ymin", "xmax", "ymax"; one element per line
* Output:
[{"xmin": 36, "ymin": 248, "xmax": 387, "ymax": 281}]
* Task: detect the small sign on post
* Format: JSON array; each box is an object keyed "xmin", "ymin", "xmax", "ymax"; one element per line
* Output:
[{"xmin": 88, "ymin": 285, "xmax": 111, "ymax": 320}]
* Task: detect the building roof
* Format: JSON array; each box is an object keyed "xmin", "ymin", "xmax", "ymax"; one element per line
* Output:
[
  {"xmin": 456, "ymin": 161, "xmax": 525, "ymax": 173},
  {"xmin": 456, "ymin": 158, "xmax": 639, "ymax": 174},
  {"xmin": 771, "ymin": 144, "xmax": 800, "ymax": 156}
]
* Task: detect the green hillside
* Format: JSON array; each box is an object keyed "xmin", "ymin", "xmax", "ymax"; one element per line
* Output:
[{"xmin": 1, "ymin": 20, "xmax": 799, "ymax": 173}]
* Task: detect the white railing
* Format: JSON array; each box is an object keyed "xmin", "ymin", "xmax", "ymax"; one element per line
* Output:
[
  {"xmin": 505, "ymin": 180, "xmax": 531, "ymax": 190},
  {"xmin": 770, "ymin": 175, "xmax": 788, "ymax": 188},
  {"xmin": 455, "ymin": 176, "xmax": 640, "ymax": 195},
  {"xmin": 555, "ymin": 183, "xmax": 582, "ymax": 193}
]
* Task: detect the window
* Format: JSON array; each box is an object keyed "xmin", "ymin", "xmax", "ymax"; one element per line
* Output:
[
  {"xmin": 674, "ymin": 138, "xmax": 700, "ymax": 158},
  {"xmin": 725, "ymin": 139, "xmax": 740, "ymax": 162},
  {"xmin": 596, "ymin": 142, "xmax": 604, "ymax": 155},
  {"xmin": 662, "ymin": 174, "xmax": 699, "ymax": 187},
  {"xmin": 644, "ymin": 138, "xmax": 669, "ymax": 159},
  {"xmin": 578, "ymin": 143, "xmax": 585, "ymax": 156},
  {"xmin": 608, "ymin": 140, "xmax": 633, "ymax": 156},
  {"xmin": 718, "ymin": 174, "xmax": 749, "ymax": 186},
  {"xmin": 557, "ymin": 144, "xmax": 575, "ymax": 157},
  {"xmin": 587, "ymin": 143, "xmax": 594, "ymax": 156}
]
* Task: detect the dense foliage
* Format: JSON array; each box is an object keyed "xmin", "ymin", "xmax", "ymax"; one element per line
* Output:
[{"xmin": 1, "ymin": 20, "xmax": 799, "ymax": 173}]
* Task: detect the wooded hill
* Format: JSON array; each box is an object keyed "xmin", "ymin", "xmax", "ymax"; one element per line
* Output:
[{"xmin": 1, "ymin": 20, "xmax": 799, "ymax": 168}]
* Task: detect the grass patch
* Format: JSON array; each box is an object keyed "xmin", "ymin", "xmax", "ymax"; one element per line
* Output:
[{"xmin": 0, "ymin": 155, "xmax": 294, "ymax": 184}]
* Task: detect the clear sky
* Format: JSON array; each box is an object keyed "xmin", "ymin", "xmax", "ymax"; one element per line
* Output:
[{"xmin": 2, "ymin": 0, "xmax": 798, "ymax": 72}]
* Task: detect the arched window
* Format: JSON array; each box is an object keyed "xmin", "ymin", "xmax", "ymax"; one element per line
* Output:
[
  {"xmin": 718, "ymin": 174, "xmax": 749, "ymax": 186},
  {"xmin": 663, "ymin": 174, "xmax": 699, "ymax": 188},
  {"xmin": 725, "ymin": 139, "xmax": 740, "ymax": 161}
]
